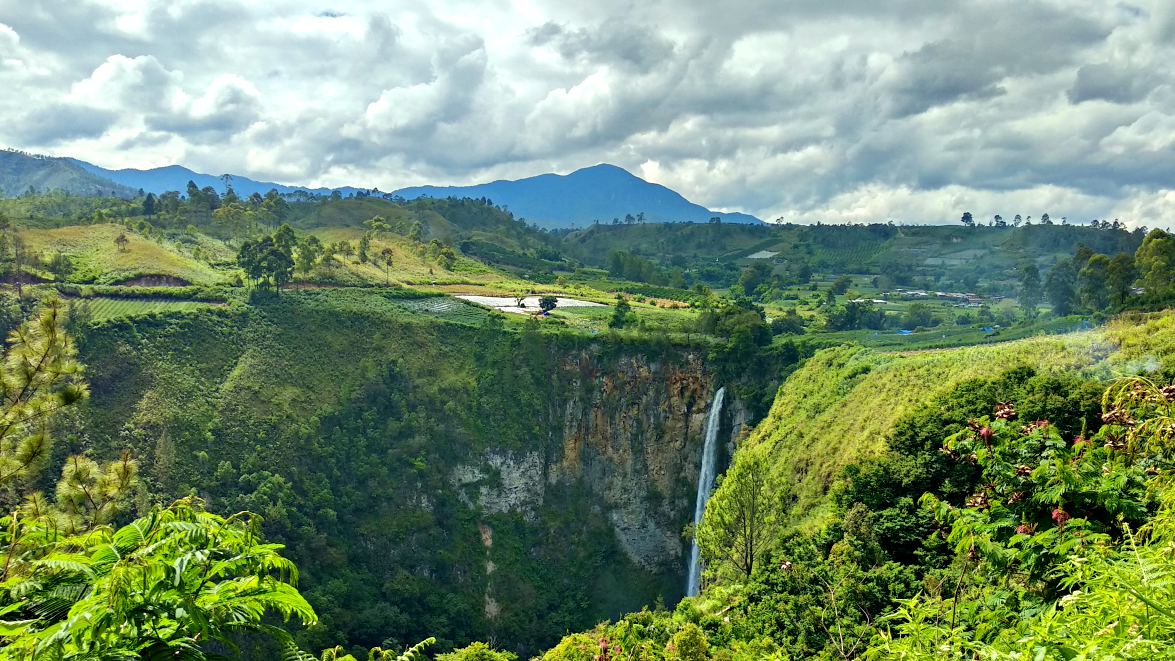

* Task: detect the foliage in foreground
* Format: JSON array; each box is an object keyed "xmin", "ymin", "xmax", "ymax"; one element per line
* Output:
[
  {"xmin": 872, "ymin": 376, "xmax": 1175, "ymax": 659},
  {"xmin": 0, "ymin": 498, "xmax": 316, "ymax": 660},
  {"xmin": 0, "ymin": 298, "xmax": 435, "ymax": 661},
  {"xmin": 0, "ymin": 299, "xmax": 319, "ymax": 660}
]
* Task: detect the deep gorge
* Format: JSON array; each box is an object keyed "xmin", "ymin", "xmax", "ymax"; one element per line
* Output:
[{"xmin": 62, "ymin": 292, "xmax": 793, "ymax": 655}]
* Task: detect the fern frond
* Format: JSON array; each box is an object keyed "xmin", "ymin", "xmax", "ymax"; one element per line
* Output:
[{"xmin": 395, "ymin": 637, "xmax": 436, "ymax": 661}]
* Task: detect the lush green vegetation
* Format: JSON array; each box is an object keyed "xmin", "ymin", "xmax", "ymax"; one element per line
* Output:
[
  {"xmin": 4, "ymin": 187, "xmax": 1172, "ymax": 358},
  {"xmin": 564, "ymin": 222, "xmax": 1147, "ymax": 295},
  {"xmin": 539, "ymin": 316, "xmax": 1175, "ymax": 660},
  {"xmin": 70, "ymin": 296, "xmax": 215, "ymax": 322},
  {"xmin": 744, "ymin": 311, "xmax": 1175, "ymax": 526},
  {"xmin": 19, "ymin": 224, "xmax": 228, "ymax": 285},
  {"xmin": 3, "ymin": 188, "xmax": 1175, "ymax": 659},
  {"xmin": 0, "ymin": 301, "xmax": 319, "ymax": 661}
]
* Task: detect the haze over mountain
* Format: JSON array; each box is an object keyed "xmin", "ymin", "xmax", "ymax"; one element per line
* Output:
[
  {"xmin": 1, "ymin": 148, "xmax": 325, "ymax": 199},
  {"xmin": 0, "ymin": 150, "xmax": 760, "ymax": 228}
]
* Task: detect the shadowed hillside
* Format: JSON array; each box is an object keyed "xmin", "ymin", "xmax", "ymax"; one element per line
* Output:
[{"xmin": 0, "ymin": 149, "xmax": 135, "ymax": 198}]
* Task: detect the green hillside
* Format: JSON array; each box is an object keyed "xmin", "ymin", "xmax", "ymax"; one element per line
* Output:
[
  {"xmin": 2, "ymin": 186, "xmax": 1174, "ymax": 659},
  {"xmin": 56, "ymin": 291, "xmax": 785, "ymax": 655},
  {"xmin": 750, "ymin": 310, "xmax": 1175, "ymax": 526},
  {"xmin": 289, "ymin": 196, "xmax": 561, "ymax": 255},
  {"xmin": 20, "ymin": 224, "xmax": 227, "ymax": 285},
  {"xmin": 532, "ymin": 308, "xmax": 1175, "ymax": 660},
  {"xmin": 304, "ymin": 228, "xmax": 507, "ymax": 286}
]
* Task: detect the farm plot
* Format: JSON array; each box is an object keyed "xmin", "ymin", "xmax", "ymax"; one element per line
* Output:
[
  {"xmin": 393, "ymin": 296, "xmax": 492, "ymax": 325},
  {"xmin": 71, "ymin": 297, "xmax": 214, "ymax": 322}
]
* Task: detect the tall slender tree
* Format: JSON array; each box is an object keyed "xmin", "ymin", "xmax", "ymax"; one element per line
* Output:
[
  {"xmin": 379, "ymin": 247, "xmax": 395, "ymax": 285},
  {"xmin": 1106, "ymin": 253, "xmax": 1138, "ymax": 306},
  {"xmin": 1019, "ymin": 264, "xmax": 1042, "ymax": 316},
  {"xmin": 1045, "ymin": 261, "xmax": 1078, "ymax": 315},
  {"xmin": 1078, "ymin": 253, "xmax": 1111, "ymax": 311}
]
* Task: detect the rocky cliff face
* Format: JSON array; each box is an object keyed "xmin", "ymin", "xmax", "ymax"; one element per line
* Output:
[{"xmin": 454, "ymin": 347, "xmax": 745, "ymax": 575}]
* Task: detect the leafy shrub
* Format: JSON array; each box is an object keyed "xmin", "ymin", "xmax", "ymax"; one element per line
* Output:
[
  {"xmin": 437, "ymin": 641, "xmax": 518, "ymax": 660},
  {"xmin": 871, "ymin": 376, "xmax": 1175, "ymax": 658}
]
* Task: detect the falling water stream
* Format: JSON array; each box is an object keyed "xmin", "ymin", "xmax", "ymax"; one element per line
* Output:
[{"xmin": 686, "ymin": 386, "xmax": 725, "ymax": 597}]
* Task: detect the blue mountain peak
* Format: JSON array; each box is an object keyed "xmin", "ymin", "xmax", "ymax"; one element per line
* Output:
[{"xmin": 392, "ymin": 164, "xmax": 761, "ymax": 228}]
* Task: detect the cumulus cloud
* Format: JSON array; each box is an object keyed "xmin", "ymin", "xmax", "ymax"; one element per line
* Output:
[
  {"xmin": 149, "ymin": 74, "xmax": 263, "ymax": 138},
  {"xmin": 1069, "ymin": 62, "xmax": 1155, "ymax": 104},
  {"xmin": 0, "ymin": 21, "xmax": 20, "ymax": 60},
  {"xmin": 526, "ymin": 20, "xmax": 676, "ymax": 71},
  {"xmin": 69, "ymin": 54, "xmax": 182, "ymax": 111},
  {"xmin": 0, "ymin": 0, "xmax": 1173, "ymax": 227},
  {"xmin": 14, "ymin": 103, "xmax": 118, "ymax": 144}
]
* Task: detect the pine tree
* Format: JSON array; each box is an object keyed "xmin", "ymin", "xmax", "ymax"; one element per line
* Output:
[
  {"xmin": 697, "ymin": 450, "xmax": 777, "ymax": 580},
  {"xmin": 0, "ymin": 298, "xmax": 88, "ymax": 495},
  {"xmin": 0, "ymin": 300, "xmax": 325, "ymax": 659},
  {"xmin": 358, "ymin": 233, "xmax": 371, "ymax": 264}
]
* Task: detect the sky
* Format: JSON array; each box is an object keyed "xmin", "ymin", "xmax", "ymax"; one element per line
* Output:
[{"xmin": 1, "ymin": 1, "xmax": 1173, "ymax": 226}]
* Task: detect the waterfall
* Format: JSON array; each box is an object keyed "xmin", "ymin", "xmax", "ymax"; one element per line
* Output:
[{"xmin": 686, "ymin": 386, "xmax": 725, "ymax": 597}]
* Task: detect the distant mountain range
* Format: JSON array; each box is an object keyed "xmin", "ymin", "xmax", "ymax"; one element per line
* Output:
[
  {"xmin": 0, "ymin": 149, "xmax": 762, "ymax": 227},
  {"xmin": 0, "ymin": 150, "xmax": 136, "ymax": 199},
  {"xmin": 67, "ymin": 160, "xmax": 366, "ymax": 199},
  {"xmin": 391, "ymin": 164, "xmax": 761, "ymax": 226}
]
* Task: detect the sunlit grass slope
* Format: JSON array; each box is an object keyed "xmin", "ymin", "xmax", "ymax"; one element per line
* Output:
[
  {"xmin": 20, "ymin": 224, "xmax": 226, "ymax": 285},
  {"xmin": 305, "ymin": 229, "xmax": 506, "ymax": 286},
  {"xmin": 751, "ymin": 310, "xmax": 1175, "ymax": 525}
]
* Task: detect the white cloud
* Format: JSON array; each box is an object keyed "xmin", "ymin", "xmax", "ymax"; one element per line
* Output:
[
  {"xmin": 0, "ymin": 20, "xmax": 47, "ymax": 76},
  {"xmin": 0, "ymin": 0, "xmax": 1172, "ymax": 226},
  {"xmin": 69, "ymin": 54, "xmax": 182, "ymax": 110},
  {"xmin": 1111, "ymin": 188, "xmax": 1175, "ymax": 231}
]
